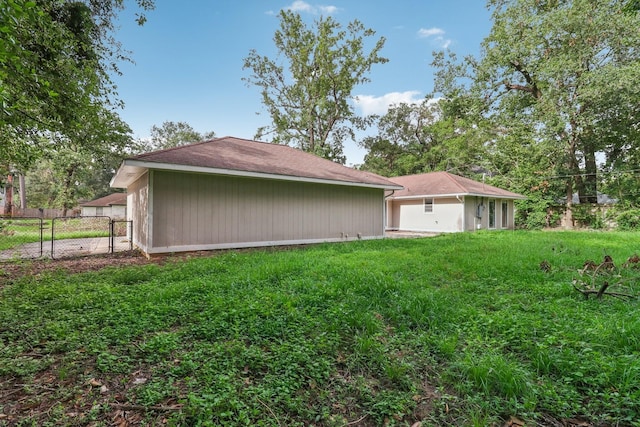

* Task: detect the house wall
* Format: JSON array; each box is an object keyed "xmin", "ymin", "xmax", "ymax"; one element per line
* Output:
[
  {"xmin": 465, "ymin": 196, "xmax": 484, "ymax": 231},
  {"xmin": 81, "ymin": 205, "xmax": 127, "ymax": 219},
  {"xmin": 147, "ymin": 171, "xmax": 384, "ymax": 253},
  {"xmin": 390, "ymin": 197, "xmax": 465, "ymax": 233},
  {"xmin": 110, "ymin": 205, "xmax": 126, "ymax": 219},
  {"xmin": 128, "ymin": 172, "xmax": 150, "ymax": 252},
  {"xmin": 389, "ymin": 196, "xmax": 517, "ymax": 233},
  {"xmin": 465, "ymin": 196, "xmax": 516, "ymax": 231},
  {"xmin": 81, "ymin": 207, "xmax": 99, "ymax": 217}
]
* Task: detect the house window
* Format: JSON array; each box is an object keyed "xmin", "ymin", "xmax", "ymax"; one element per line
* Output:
[
  {"xmin": 424, "ymin": 198, "xmax": 434, "ymax": 213},
  {"xmin": 96, "ymin": 207, "xmax": 103, "ymax": 216},
  {"xmin": 501, "ymin": 201, "xmax": 508, "ymax": 228},
  {"xmin": 489, "ymin": 199, "xmax": 496, "ymax": 229}
]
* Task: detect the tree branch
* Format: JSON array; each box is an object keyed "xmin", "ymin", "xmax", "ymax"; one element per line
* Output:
[{"xmin": 504, "ymin": 60, "xmax": 542, "ymax": 99}]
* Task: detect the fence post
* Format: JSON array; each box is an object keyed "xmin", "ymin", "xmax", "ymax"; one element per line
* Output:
[
  {"xmin": 110, "ymin": 219, "xmax": 114, "ymax": 254},
  {"xmin": 51, "ymin": 218, "xmax": 55, "ymax": 259},
  {"xmin": 39, "ymin": 218, "xmax": 43, "ymax": 258}
]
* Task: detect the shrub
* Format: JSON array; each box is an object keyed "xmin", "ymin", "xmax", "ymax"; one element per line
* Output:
[{"xmin": 615, "ymin": 209, "xmax": 640, "ymax": 230}]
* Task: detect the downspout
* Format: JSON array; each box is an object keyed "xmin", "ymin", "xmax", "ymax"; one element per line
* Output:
[{"xmin": 384, "ymin": 190, "xmax": 396, "ymax": 232}]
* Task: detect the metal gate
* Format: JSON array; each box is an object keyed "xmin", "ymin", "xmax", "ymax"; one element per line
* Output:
[
  {"xmin": 0, "ymin": 217, "xmax": 45, "ymax": 261},
  {"xmin": 0, "ymin": 216, "xmax": 133, "ymax": 261}
]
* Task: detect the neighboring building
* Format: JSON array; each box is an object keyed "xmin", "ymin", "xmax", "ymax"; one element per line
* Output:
[
  {"xmin": 110, "ymin": 136, "xmax": 402, "ymax": 256},
  {"xmin": 80, "ymin": 193, "xmax": 127, "ymax": 219},
  {"xmin": 386, "ymin": 172, "xmax": 526, "ymax": 233}
]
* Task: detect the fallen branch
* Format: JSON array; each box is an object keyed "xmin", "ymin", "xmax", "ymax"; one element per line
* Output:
[
  {"xmin": 572, "ymin": 283, "xmax": 635, "ymax": 300},
  {"xmin": 345, "ymin": 414, "xmax": 368, "ymax": 426}
]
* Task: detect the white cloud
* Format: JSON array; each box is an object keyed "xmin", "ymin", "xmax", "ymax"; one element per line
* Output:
[
  {"xmin": 289, "ymin": 1, "xmax": 313, "ymax": 12},
  {"xmin": 417, "ymin": 27, "xmax": 445, "ymax": 38},
  {"xmin": 417, "ymin": 27, "xmax": 452, "ymax": 49},
  {"xmin": 284, "ymin": 1, "xmax": 339, "ymax": 15},
  {"xmin": 319, "ymin": 5, "xmax": 338, "ymax": 14},
  {"xmin": 353, "ymin": 91, "xmax": 423, "ymax": 116}
]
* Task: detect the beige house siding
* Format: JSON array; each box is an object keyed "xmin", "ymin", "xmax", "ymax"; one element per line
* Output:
[
  {"xmin": 148, "ymin": 171, "xmax": 384, "ymax": 252},
  {"xmin": 465, "ymin": 196, "xmax": 480, "ymax": 231},
  {"xmin": 465, "ymin": 196, "xmax": 516, "ymax": 231},
  {"xmin": 128, "ymin": 172, "xmax": 150, "ymax": 252},
  {"xmin": 388, "ymin": 195, "xmax": 518, "ymax": 233},
  {"xmin": 390, "ymin": 197, "xmax": 465, "ymax": 233},
  {"xmin": 81, "ymin": 205, "xmax": 126, "ymax": 219}
]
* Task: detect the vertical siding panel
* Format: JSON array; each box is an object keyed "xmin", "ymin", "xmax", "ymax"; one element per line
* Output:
[
  {"xmin": 198, "ymin": 174, "xmax": 209, "ymax": 244},
  {"xmin": 231, "ymin": 178, "xmax": 239, "ymax": 243},
  {"xmin": 129, "ymin": 172, "xmax": 149, "ymax": 251},
  {"xmin": 221, "ymin": 176, "xmax": 231, "ymax": 243},
  {"xmin": 153, "ymin": 172, "xmax": 164, "ymax": 247},
  {"xmin": 210, "ymin": 176, "xmax": 220, "ymax": 243},
  {"xmin": 142, "ymin": 171, "xmax": 388, "ymax": 251}
]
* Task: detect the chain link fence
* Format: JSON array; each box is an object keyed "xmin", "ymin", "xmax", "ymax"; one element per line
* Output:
[
  {"xmin": 0, "ymin": 216, "xmax": 133, "ymax": 261},
  {"xmin": 0, "ymin": 217, "xmax": 46, "ymax": 261}
]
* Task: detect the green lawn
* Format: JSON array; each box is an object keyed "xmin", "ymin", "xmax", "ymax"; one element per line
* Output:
[{"xmin": 1, "ymin": 231, "xmax": 639, "ymax": 426}]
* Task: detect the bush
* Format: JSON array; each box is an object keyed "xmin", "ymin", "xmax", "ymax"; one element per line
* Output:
[{"xmin": 615, "ymin": 209, "xmax": 640, "ymax": 230}]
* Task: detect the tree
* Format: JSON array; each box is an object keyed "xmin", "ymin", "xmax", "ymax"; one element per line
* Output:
[
  {"xmin": 433, "ymin": 0, "xmax": 640, "ymax": 227},
  {"xmin": 144, "ymin": 121, "xmax": 216, "ymax": 152},
  {"xmin": 360, "ymin": 96, "xmax": 489, "ymax": 177},
  {"xmin": 243, "ymin": 10, "xmax": 387, "ymax": 163},
  {"xmin": 25, "ymin": 107, "xmax": 133, "ymax": 215},
  {"xmin": 0, "ymin": 0, "xmax": 154, "ymax": 170}
]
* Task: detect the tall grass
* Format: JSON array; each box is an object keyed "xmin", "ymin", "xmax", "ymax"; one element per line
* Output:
[{"xmin": 0, "ymin": 231, "xmax": 639, "ymax": 426}]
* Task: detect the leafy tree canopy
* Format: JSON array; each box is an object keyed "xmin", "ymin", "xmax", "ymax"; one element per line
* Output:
[
  {"xmin": 433, "ymin": 0, "xmax": 640, "ymax": 226},
  {"xmin": 360, "ymin": 95, "xmax": 490, "ymax": 178},
  {"xmin": 243, "ymin": 10, "xmax": 387, "ymax": 163},
  {"xmin": 0, "ymin": 0, "xmax": 154, "ymax": 169},
  {"xmin": 143, "ymin": 121, "xmax": 216, "ymax": 152}
]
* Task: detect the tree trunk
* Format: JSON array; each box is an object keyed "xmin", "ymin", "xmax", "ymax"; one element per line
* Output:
[
  {"xmin": 564, "ymin": 180, "xmax": 574, "ymax": 229},
  {"xmin": 582, "ymin": 143, "xmax": 598, "ymax": 204},
  {"xmin": 19, "ymin": 174, "xmax": 26, "ymax": 209},
  {"xmin": 3, "ymin": 174, "xmax": 13, "ymax": 216}
]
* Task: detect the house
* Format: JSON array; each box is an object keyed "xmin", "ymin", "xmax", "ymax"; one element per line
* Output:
[
  {"xmin": 110, "ymin": 136, "xmax": 402, "ymax": 256},
  {"xmin": 80, "ymin": 193, "xmax": 127, "ymax": 219},
  {"xmin": 385, "ymin": 171, "xmax": 526, "ymax": 233}
]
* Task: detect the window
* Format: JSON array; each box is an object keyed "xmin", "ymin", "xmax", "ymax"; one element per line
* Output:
[
  {"xmin": 96, "ymin": 207, "xmax": 103, "ymax": 216},
  {"xmin": 501, "ymin": 201, "xmax": 508, "ymax": 228},
  {"xmin": 424, "ymin": 198, "xmax": 433, "ymax": 213},
  {"xmin": 489, "ymin": 199, "xmax": 496, "ymax": 229}
]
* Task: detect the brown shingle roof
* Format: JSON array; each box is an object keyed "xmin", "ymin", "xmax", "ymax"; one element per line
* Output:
[
  {"xmin": 112, "ymin": 136, "xmax": 401, "ymax": 189},
  {"xmin": 81, "ymin": 193, "xmax": 127, "ymax": 207},
  {"xmin": 388, "ymin": 171, "xmax": 525, "ymax": 199}
]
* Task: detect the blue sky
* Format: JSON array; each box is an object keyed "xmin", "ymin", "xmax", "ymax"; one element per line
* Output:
[{"xmin": 112, "ymin": 1, "xmax": 492, "ymax": 165}]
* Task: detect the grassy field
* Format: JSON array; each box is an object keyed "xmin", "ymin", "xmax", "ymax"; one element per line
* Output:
[{"xmin": 0, "ymin": 231, "xmax": 639, "ymax": 426}]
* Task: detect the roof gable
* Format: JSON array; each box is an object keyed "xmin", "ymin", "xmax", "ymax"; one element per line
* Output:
[
  {"xmin": 388, "ymin": 171, "xmax": 525, "ymax": 199},
  {"xmin": 81, "ymin": 193, "xmax": 127, "ymax": 207},
  {"xmin": 111, "ymin": 136, "xmax": 402, "ymax": 190}
]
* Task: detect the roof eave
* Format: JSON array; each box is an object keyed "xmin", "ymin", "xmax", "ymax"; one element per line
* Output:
[
  {"xmin": 390, "ymin": 192, "xmax": 526, "ymax": 200},
  {"xmin": 111, "ymin": 159, "xmax": 403, "ymax": 191}
]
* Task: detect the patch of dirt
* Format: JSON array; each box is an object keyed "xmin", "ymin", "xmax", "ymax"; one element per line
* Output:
[
  {"xmin": 0, "ymin": 251, "xmax": 164, "ymax": 285},
  {"xmin": 0, "ymin": 245, "xmax": 315, "ymax": 286}
]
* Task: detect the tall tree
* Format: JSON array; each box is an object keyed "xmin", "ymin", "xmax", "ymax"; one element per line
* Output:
[
  {"xmin": 25, "ymin": 107, "xmax": 133, "ymax": 215},
  {"xmin": 433, "ymin": 0, "xmax": 640, "ymax": 227},
  {"xmin": 360, "ymin": 96, "xmax": 489, "ymax": 177},
  {"xmin": 144, "ymin": 121, "xmax": 216, "ymax": 152},
  {"xmin": 243, "ymin": 10, "xmax": 387, "ymax": 163},
  {"xmin": 0, "ymin": 0, "xmax": 154, "ymax": 170}
]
